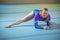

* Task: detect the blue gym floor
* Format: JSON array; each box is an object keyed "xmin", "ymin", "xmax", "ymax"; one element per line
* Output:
[{"xmin": 0, "ymin": 4, "xmax": 60, "ymax": 40}]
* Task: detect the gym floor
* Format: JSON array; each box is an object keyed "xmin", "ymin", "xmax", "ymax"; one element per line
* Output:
[{"xmin": 0, "ymin": 4, "xmax": 60, "ymax": 40}]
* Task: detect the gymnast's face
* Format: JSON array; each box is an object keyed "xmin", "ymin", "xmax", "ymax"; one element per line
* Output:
[{"xmin": 41, "ymin": 9, "xmax": 48, "ymax": 18}]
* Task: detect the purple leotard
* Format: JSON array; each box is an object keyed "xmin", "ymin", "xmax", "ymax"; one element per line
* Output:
[
  {"xmin": 33, "ymin": 9, "xmax": 51, "ymax": 29},
  {"xmin": 34, "ymin": 9, "xmax": 51, "ymax": 22}
]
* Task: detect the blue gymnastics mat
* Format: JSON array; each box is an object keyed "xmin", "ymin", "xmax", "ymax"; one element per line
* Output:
[{"xmin": 0, "ymin": 4, "xmax": 60, "ymax": 40}]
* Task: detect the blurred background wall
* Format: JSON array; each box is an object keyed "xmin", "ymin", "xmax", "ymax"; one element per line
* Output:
[{"xmin": 0, "ymin": 0, "xmax": 60, "ymax": 4}]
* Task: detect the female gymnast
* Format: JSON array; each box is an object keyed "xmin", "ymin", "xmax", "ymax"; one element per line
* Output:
[{"xmin": 5, "ymin": 8, "xmax": 53, "ymax": 30}]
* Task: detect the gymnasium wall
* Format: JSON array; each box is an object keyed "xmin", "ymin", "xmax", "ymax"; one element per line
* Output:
[{"xmin": 0, "ymin": 0, "xmax": 60, "ymax": 4}]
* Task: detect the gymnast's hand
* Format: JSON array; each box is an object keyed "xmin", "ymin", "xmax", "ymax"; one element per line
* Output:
[
  {"xmin": 44, "ymin": 26, "xmax": 49, "ymax": 30},
  {"xmin": 50, "ymin": 20, "xmax": 54, "ymax": 25}
]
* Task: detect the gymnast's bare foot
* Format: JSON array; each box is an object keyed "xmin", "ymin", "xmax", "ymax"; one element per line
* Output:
[{"xmin": 5, "ymin": 25, "xmax": 11, "ymax": 28}]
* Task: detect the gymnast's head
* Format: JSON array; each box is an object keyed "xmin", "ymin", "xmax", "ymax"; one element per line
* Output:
[{"xmin": 41, "ymin": 8, "xmax": 48, "ymax": 18}]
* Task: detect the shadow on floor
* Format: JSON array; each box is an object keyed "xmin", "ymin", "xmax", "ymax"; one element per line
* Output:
[{"xmin": 14, "ymin": 23, "xmax": 60, "ymax": 30}]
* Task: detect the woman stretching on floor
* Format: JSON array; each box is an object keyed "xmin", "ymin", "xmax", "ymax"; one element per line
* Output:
[{"xmin": 5, "ymin": 8, "xmax": 53, "ymax": 30}]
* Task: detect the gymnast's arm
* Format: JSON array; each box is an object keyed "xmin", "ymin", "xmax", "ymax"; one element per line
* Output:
[{"xmin": 34, "ymin": 21, "xmax": 44, "ymax": 29}]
